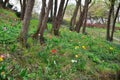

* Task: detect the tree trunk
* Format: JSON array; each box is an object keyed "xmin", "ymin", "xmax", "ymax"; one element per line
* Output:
[
  {"xmin": 70, "ymin": 0, "xmax": 80, "ymax": 31},
  {"xmin": 3, "ymin": 0, "xmax": 9, "ymax": 8},
  {"xmin": 62, "ymin": 0, "xmax": 69, "ymax": 17},
  {"xmin": 53, "ymin": 0, "xmax": 57, "ymax": 17},
  {"xmin": 50, "ymin": 1, "xmax": 53, "ymax": 22},
  {"xmin": 82, "ymin": 0, "xmax": 91, "ymax": 34},
  {"xmin": 53, "ymin": 0, "xmax": 65, "ymax": 36},
  {"xmin": 20, "ymin": 0, "xmax": 26, "ymax": 20},
  {"xmin": 106, "ymin": 2, "xmax": 115, "ymax": 41},
  {"xmin": 19, "ymin": 0, "xmax": 35, "ymax": 47},
  {"xmin": 110, "ymin": 2, "xmax": 120, "ymax": 41},
  {"xmin": 75, "ymin": 0, "xmax": 87, "ymax": 33},
  {"xmin": 52, "ymin": 0, "xmax": 58, "ymax": 31},
  {"xmin": 33, "ymin": 0, "xmax": 46, "ymax": 39},
  {"xmin": 39, "ymin": 0, "xmax": 53, "ymax": 44}
]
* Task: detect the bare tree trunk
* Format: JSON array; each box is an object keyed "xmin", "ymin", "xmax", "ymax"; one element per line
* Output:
[
  {"xmin": 82, "ymin": 0, "xmax": 91, "ymax": 34},
  {"xmin": 33, "ymin": 0, "xmax": 46, "ymax": 39},
  {"xmin": 53, "ymin": 0, "xmax": 65, "ymax": 36},
  {"xmin": 50, "ymin": 1, "xmax": 53, "ymax": 22},
  {"xmin": 53, "ymin": 0, "xmax": 58, "ymax": 17},
  {"xmin": 70, "ymin": 0, "xmax": 80, "ymax": 31},
  {"xmin": 20, "ymin": 0, "xmax": 26, "ymax": 20},
  {"xmin": 106, "ymin": 1, "xmax": 115, "ymax": 41},
  {"xmin": 75, "ymin": 0, "xmax": 88, "ymax": 33},
  {"xmin": 110, "ymin": 2, "xmax": 120, "ymax": 41},
  {"xmin": 63, "ymin": 0, "xmax": 69, "ymax": 17},
  {"xmin": 100, "ymin": 17, "xmax": 105, "ymax": 24},
  {"xmin": 19, "ymin": 0, "xmax": 35, "ymax": 47},
  {"xmin": 3, "ymin": 0, "xmax": 9, "ymax": 8},
  {"xmin": 52, "ymin": 0, "xmax": 58, "ymax": 30},
  {"xmin": 39, "ymin": 0, "xmax": 53, "ymax": 44}
]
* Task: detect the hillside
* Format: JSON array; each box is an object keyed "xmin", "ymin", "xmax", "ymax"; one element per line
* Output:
[{"xmin": 0, "ymin": 8, "xmax": 120, "ymax": 80}]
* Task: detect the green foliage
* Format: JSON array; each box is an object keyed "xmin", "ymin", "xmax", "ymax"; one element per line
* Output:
[{"xmin": 0, "ymin": 8, "xmax": 120, "ymax": 80}]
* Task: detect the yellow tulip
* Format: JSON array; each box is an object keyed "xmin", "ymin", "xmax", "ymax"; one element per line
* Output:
[
  {"xmin": 82, "ymin": 46, "xmax": 86, "ymax": 50},
  {"xmin": 0, "ymin": 57, "xmax": 3, "ymax": 62},
  {"xmin": 109, "ymin": 47, "xmax": 113, "ymax": 50},
  {"xmin": 75, "ymin": 55, "xmax": 78, "ymax": 58},
  {"xmin": 75, "ymin": 46, "xmax": 79, "ymax": 49},
  {"xmin": 1, "ymin": 71, "xmax": 5, "ymax": 75}
]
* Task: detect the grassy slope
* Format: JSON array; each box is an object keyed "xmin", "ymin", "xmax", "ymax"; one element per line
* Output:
[{"xmin": 0, "ymin": 9, "xmax": 120, "ymax": 80}]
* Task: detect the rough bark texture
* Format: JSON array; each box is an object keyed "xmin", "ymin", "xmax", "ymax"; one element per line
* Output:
[
  {"xmin": 20, "ymin": 0, "xmax": 26, "ymax": 20},
  {"xmin": 63, "ymin": 0, "xmax": 69, "ymax": 17},
  {"xmin": 70, "ymin": 0, "xmax": 80, "ymax": 31},
  {"xmin": 106, "ymin": 1, "xmax": 115, "ymax": 41},
  {"xmin": 33, "ymin": 0, "xmax": 46, "ymax": 39},
  {"xmin": 3, "ymin": 0, "xmax": 9, "ymax": 8},
  {"xmin": 19, "ymin": 0, "xmax": 35, "ymax": 47},
  {"xmin": 50, "ymin": 1, "xmax": 53, "ymax": 22},
  {"xmin": 75, "ymin": 0, "xmax": 91, "ymax": 33},
  {"xmin": 53, "ymin": 0, "xmax": 65, "ymax": 36},
  {"xmin": 39, "ymin": 0, "xmax": 53, "ymax": 44},
  {"xmin": 53, "ymin": 0, "xmax": 57, "ymax": 17},
  {"xmin": 110, "ymin": 2, "xmax": 120, "ymax": 41},
  {"xmin": 82, "ymin": 0, "xmax": 91, "ymax": 34}
]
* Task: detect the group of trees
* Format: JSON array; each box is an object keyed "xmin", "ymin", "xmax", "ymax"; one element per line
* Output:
[
  {"xmin": 0, "ymin": 0, "xmax": 13, "ymax": 8},
  {"xmin": 0, "ymin": 0, "xmax": 120, "ymax": 46},
  {"xmin": 19, "ymin": 0, "xmax": 69, "ymax": 46}
]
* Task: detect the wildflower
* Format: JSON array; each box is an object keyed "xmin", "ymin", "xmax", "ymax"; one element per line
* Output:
[
  {"xmin": 1, "ymin": 71, "xmax": 5, "ymax": 75},
  {"xmin": 82, "ymin": 46, "xmax": 86, "ymax": 50},
  {"xmin": 75, "ymin": 55, "xmax": 78, "ymax": 58},
  {"xmin": 50, "ymin": 49, "xmax": 57, "ymax": 54},
  {"xmin": 75, "ymin": 46, "xmax": 79, "ymax": 49},
  {"xmin": 0, "ymin": 55, "xmax": 5, "ymax": 59},
  {"xmin": 38, "ymin": 34, "xmax": 41, "ymax": 36},
  {"xmin": 71, "ymin": 60, "xmax": 77, "ymax": 63},
  {"xmin": 54, "ymin": 60, "xmax": 56, "ymax": 65},
  {"xmin": 109, "ymin": 47, "xmax": 113, "ymax": 50},
  {"xmin": 0, "ymin": 57, "xmax": 3, "ymax": 62}
]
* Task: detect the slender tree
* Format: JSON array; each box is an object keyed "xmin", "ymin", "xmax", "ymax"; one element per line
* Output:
[
  {"xmin": 39, "ymin": 0, "xmax": 53, "ymax": 44},
  {"xmin": 20, "ymin": 0, "xmax": 27, "ymax": 20},
  {"xmin": 19, "ymin": 0, "xmax": 35, "ymax": 47},
  {"xmin": 110, "ymin": 2, "xmax": 120, "ymax": 41},
  {"xmin": 33, "ymin": 0, "xmax": 46, "ymax": 39},
  {"xmin": 82, "ymin": 0, "xmax": 91, "ymax": 34},
  {"xmin": 75, "ymin": 0, "xmax": 91, "ymax": 33},
  {"xmin": 53, "ymin": 0, "xmax": 66, "ymax": 36},
  {"xmin": 106, "ymin": 0, "xmax": 115, "ymax": 41},
  {"xmin": 3, "ymin": 0, "xmax": 9, "ymax": 8},
  {"xmin": 70, "ymin": 0, "xmax": 80, "ymax": 31}
]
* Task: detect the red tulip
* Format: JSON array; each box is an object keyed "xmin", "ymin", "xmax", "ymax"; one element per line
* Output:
[{"xmin": 50, "ymin": 49, "xmax": 57, "ymax": 54}]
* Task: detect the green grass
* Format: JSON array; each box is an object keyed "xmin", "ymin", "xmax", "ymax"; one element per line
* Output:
[
  {"xmin": 0, "ymin": 8, "xmax": 120, "ymax": 80},
  {"xmin": 116, "ymin": 23, "xmax": 120, "ymax": 27}
]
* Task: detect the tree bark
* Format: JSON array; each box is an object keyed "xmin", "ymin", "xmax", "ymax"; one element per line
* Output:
[
  {"xmin": 3, "ymin": 0, "xmax": 9, "ymax": 8},
  {"xmin": 19, "ymin": 0, "xmax": 35, "ymax": 47},
  {"xmin": 75, "ymin": 0, "xmax": 86, "ymax": 33},
  {"xmin": 53, "ymin": 0, "xmax": 66, "ymax": 36},
  {"xmin": 33, "ymin": 0, "xmax": 46, "ymax": 39},
  {"xmin": 82, "ymin": 0, "xmax": 91, "ymax": 34},
  {"xmin": 106, "ymin": 1, "xmax": 115, "ymax": 41},
  {"xmin": 63, "ymin": 0, "xmax": 69, "ymax": 17},
  {"xmin": 70, "ymin": 0, "xmax": 80, "ymax": 31},
  {"xmin": 39, "ymin": 0, "xmax": 53, "ymax": 44},
  {"xmin": 110, "ymin": 2, "xmax": 120, "ymax": 41},
  {"xmin": 20, "ymin": 0, "xmax": 26, "ymax": 20}
]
